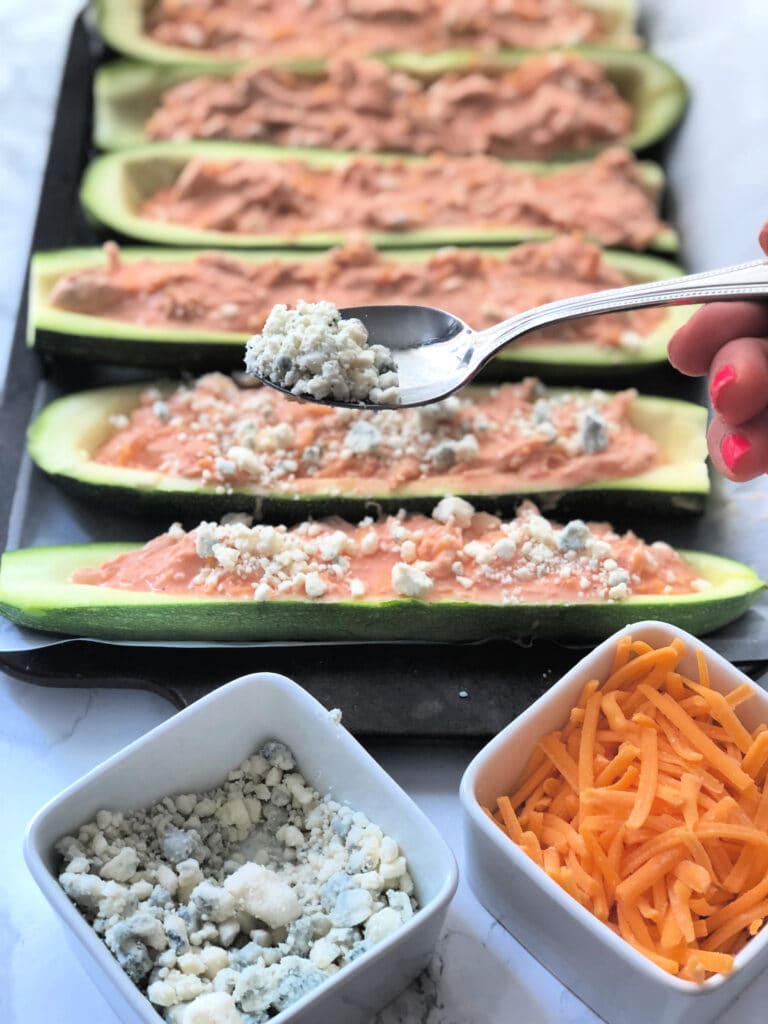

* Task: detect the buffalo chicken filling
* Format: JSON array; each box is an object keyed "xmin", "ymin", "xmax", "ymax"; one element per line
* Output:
[
  {"xmin": 135, "ymin": 148, "xmax": 666, "ymax": 250},
  {"xmin": 145, "ymin": 0, "xmax": 616, "ymax": 61},
  {"xmin": 94, "ymin": 375, "xmax": 660, "ymax": 495},
  {"xmin": 49, "ymin": 237, "xmax": 665, "ymax": 350},
  {"xmin": 146, "ymin": 54, "xmax": 634, "ymax": 161},
  {"xmin": 72, "ymin": 498, "xmax": 710, "ymax": 606}
]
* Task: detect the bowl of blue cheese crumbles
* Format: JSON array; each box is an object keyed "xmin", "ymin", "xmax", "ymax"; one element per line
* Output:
[{"xmin": 25, "ymin": 672, "xmax": 458, "ymax": 1024}]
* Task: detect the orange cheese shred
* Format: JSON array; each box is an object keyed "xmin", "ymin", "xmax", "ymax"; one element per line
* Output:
[
  {"xmin": 626, "ymin": 727, "xmax": 658, "ymax": 830},
  {"xmin": 637, "ymin": 685, "xmax": 756, "ymax": 795}
]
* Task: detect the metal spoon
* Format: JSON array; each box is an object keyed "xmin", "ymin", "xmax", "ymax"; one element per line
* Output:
[{"xmin": 254, "ymin": 257, "xmax": 768, "ymax": 409}]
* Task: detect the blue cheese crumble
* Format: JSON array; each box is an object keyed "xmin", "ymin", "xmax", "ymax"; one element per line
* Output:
[
  {"xmin": 244, "ymin": 300, "xmax": 400, "ymax": 405},
  {"xmin": 57, "ymin": 741, "xmax": 417, "ymax": 1023}
]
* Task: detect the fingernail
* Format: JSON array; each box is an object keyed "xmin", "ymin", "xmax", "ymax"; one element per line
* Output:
[
  {"xmin": 721, "ymin": 433, "xmax": 751, "ymax": 472},
  {"xmin": 710, "ymin": 365, "xmax": 737, "ymax": 406}
]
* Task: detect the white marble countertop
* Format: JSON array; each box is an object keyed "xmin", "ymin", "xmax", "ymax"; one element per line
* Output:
[{"xmin": 1, "ymin": 2, "xmax": 768, "ymax": 1022}]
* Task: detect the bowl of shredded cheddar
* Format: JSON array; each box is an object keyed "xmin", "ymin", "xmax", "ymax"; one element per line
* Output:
[{"xmin": 461, "ymin": 621, "xmax": 768, "ymax": 1024}]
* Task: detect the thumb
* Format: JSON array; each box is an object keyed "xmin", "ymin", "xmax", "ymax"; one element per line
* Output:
[{"xmin": 759, "ymin": 222, "xmax": 768, "ymax": 256}]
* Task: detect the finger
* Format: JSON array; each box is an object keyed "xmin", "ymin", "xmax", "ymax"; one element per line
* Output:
[
  {"xmin": 759, "ymin": 221, "xmax": 768, "ymax": 255},
  {"xmin": 707, "ymin": 409, "xmax": 768, "ymax": 482},
  {"xmin": 709, "ymin": 336, "xmax": 768, "ymax": 426},
  {"xmin": 667, "ymin": 302, "xmax": 768, "ymax": 376}
]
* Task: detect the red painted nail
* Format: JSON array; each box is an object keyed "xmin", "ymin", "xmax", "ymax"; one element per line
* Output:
[
  {"xmin": 710, "ymin": 365, "xmax": 737, "ymax": 406},
  {"xmin": 721, "ymin": 433, "xmax": 751, "ymax": 472}
]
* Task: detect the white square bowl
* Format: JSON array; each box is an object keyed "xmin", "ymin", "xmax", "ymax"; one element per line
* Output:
[
  {"xmin": 25, "ymin": 671, "xmax": 458, "ymax": 1024},
  {"xmin": 460, "ymin": 620, "xmax": 768, "ymax": 1024}
]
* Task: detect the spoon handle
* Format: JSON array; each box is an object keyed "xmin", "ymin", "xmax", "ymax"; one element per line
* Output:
[{"xmin": 488, "ymin": 257, "xmax": 768, "ymax": 347}]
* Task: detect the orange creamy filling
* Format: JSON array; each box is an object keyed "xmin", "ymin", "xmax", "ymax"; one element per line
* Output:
[
  {"xmin": 137, "ymin": 147, "xmax": 668, "ymax": 250},
  {"xmin": 71, "ymin": 500, "xmax": 708, "ymax": 605},
  {"xmin": 49, "ymin": 237, "xmax": 664, "ymax": 347},
  {"xmin": 94, "ymin": 375, "xmax": 659, "ymax": 494},
  {"xmin": 145, "ymin": 0, "xmax": 611, "ymax": 61},
  {"xmin": 146, "ymin": 55, "xmax": 634, "ymax": 161}
]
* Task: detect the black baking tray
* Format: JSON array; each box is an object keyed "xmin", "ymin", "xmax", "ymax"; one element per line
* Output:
[{"xmin": 2, "ymin": 11, "xmax": 767, "ymax": 736}]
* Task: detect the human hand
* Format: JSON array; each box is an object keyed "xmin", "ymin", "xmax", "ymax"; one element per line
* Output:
[{"xmin": 667, "ymin": 223, "xmax": 768, "ymax": 481}]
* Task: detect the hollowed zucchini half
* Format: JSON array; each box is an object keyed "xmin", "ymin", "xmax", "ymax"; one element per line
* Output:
[
  {"xmin": 94, "ymin": 0, "xmax": 641, "ymax": 67},
  {"xmin": 79, "ymin": 141, "xmax": 679, "ymax": 252},
  {"xmin": 0, "ymin": 544, "xmax": 761, "ymax": 642},
  {"xmin": 29, "ymin": 245, "xmax": 688, "ymax": 377},
  {"xmin": 93, "ymin": 46, "xmax": 686, "ymax": 158},
  {"xmin": 27, "ymin": 381, "xmax": 709, "ymax": 521}
]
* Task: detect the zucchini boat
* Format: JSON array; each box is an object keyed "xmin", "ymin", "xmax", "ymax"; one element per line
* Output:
[
  {"xmin": 0, "ymin": 545, "xmax": 761, "ymax": 642},
  {"xmin": 27, "ymin": 382, "xmax": 709, "ymax": 521},
  {"xmin": 95, "ymin": 0, "xmax": 640, "ymax": 67},
  {"xmin": 79, "ymin": 142, "xmax": 680, "ymax": 253},
  {"xmin": 93, "ymin": 48, "xmax": 686, "ymax": 157},
  {"xmin": 28, "ymin": 245, "xmax": 690, "ymax": 376}
]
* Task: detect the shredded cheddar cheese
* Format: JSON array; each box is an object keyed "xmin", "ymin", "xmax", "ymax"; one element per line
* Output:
[{"xmin": 487, "ymin": 636, "xmax": 768, "ymax": 981}]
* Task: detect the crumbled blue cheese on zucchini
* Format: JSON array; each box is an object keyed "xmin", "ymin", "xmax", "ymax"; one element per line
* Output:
[
  {"xmin": 244, "ymin": 301, "xmax": 400, "ymax": 405},
  {"xmin": 391, "ymin": 562, "xmax": 433, "ymax": 598},
  {"xmin": 579, "ymin": 407, "xmax": 610, "ymax": 455},
  {"xmin": 57, "ymin": 741, "xmax": 417, "ymax": 1023},
  {"xmin": 124, "ymin": 375, "xmax": 640, "ymax": 493},
  {"xmin": 164, "ymin": 492, "xmax": 692, "ymax": 606},
  {"xmin": 432, "ymin": 495, "xmax": 475, "ymax": 529}
]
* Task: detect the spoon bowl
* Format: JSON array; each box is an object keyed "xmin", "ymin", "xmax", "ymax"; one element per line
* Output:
[
  {"xmin": 341, "ymin": 304, "xmax": 469, "ymax": 352},
  {"xmin": 341, "ymin": 304, "xmax": 476, "ymax": 408}
]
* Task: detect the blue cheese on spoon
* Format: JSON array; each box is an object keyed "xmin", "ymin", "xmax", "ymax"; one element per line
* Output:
[{"xmin": 244, "ymin": 300, "xmax": 400, "ymax": 405}]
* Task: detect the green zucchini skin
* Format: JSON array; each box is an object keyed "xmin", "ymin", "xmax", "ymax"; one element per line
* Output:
[
  {"xmin": 78, "ymin": 141, "xmax": 680, "ymax": 253},
  {"xmin": 27, "ymin": 381, "xmax": 709, "ymax": 521},
  {"xmin": 95, "ymin": 0, "xmax": 640, "ymax": 67},
  {"xmin": 27, "ymin": 482, "xmax": 709, "ymax": 527},
  {"xmin": 28, "ymin": 245, "xmax": 689, "ymax": 377},
  {"xmin": 0, "ymin": 545, "xmax": 762, "ymax": 642},
  {"xmin": 93, "ymin": 48, "xmax": 687, "ymax": 158}
]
